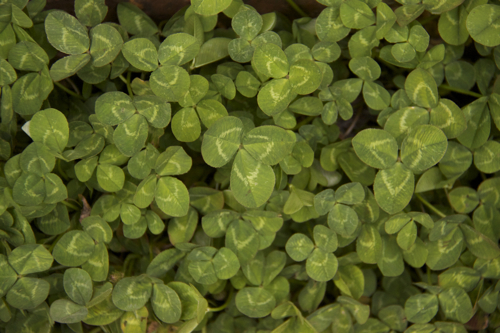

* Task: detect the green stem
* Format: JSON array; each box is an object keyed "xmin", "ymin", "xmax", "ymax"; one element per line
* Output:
[
  {"xmin": 209, "ymin": 288, "xmax": 234, "ymax": 312},
  {"xmin": 285, "ymin": 0, "xmax": 308, "ymax": 17},
  {"xmin": 418, "ymin": 15, "xmax": 438, "ymax": 25},
  {"xmin": 439, "ymin": 84, "xmax": 482, "ymax": 98},
  {"xmin": 415, "ymin": 193, "xmax": 446, "ymax": 218},
  {"xmin": 59, "ymin": 200, "xmax": 80, "ymax": 211},
  {"xmin": 48, "ymin": 233, "xmax": 65, "ymax": 253},
  {"xmin": 427, "ymin": 268, "xmax": 432, "ymax": 285},
  {"xmin": 47, "ymin": 265, "xmax": 68, "ymax": 272},
  {"xmin": 119, "ymin": 74, "xmax": 134, "ymax": 97},
  {"xmin": 54, "ymin": 81, "xmax": 85, "ymax": 100},
  {"xmin": 293, "ymin": 116, "xmax": 315, "ymax": 130}
]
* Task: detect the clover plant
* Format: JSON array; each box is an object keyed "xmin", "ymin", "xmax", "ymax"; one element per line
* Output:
[{"xmin": 1, "ymin": 0, "xmax": 500, "ymax": 332}]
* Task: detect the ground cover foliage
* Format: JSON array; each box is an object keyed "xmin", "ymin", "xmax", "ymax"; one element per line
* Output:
[{"xmin": 2, "ymin": 0, "xmax": 500, "ymax": 332}]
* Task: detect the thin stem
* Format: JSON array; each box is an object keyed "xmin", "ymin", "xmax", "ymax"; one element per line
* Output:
[
  {"xmin": 285, "ymin": 0, "xmax": 308, "ymax": 17},
  {"xmin": 47, "ymin": 265, "xmax": 68, "ymax": 272},
  {"xmin": 293, "ymin": 116, "xmax": 315, "ymax": 130},
  {"xmin": 415, "ymin": 193, "xmax": 446, "ymax": 218},
  {"xmin": 427, "ymin": 268, "xmax": 431, "ymax": 285},
  {"xmin": 119, "ymin": 74, "xmax": 134, "ymax": 97},
  {"xmin": 127, "ymin": 71, "xmax": 134, "ymax": 97},
  {"xmin": 59, "ymin": 200, "xmax": 80, "ymax": 211},
  {"xmin": 48, "ymin": 233, "xmax": 65, "ymax": 253},
  {"xmin": 54, "ymin": 82, "xmax": 85, "ymax": 100},
  {"xmin": 419, "ymin": 15, "xmax": 438, "ymax": 26},
  {"xmin": 439, "ymin": 84, "xmax": 482, "ymax": 98},
  {"xmin": 65, "ymin": 78, "xmax": 80, "ymax": 95},
  {"xmin": 340, "ymin": 108, "xmax": 362, "ymax": 139},
  {"xmin": 209, "ymin": 288, "xmax": 234, "ymax": 312}
]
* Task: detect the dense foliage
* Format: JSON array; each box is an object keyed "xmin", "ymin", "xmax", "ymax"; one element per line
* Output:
[{"xmin": 1, "ymin": 0, "xmax": 500, "ymax": 332}]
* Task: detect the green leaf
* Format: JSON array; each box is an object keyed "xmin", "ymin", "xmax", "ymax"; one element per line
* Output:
[
  {"xmin": 405, "ymin": 293, "xmax": 439, "ymax": 324},
  {"xmin": 171, "ymin": 107, "xmax": 201, "ymax": 143},
  {"xmin": 201, "ymin": 116, "xmax": 243, "ymax": 168},
  {"xmin": 12, "ymin": 172, "xmax": 45, "ymax": 206},
  {"xmin": 438, "ymin": 287, "xmax": 473, "ymax": 323},
  {"xmin": 401, "ymin": 125, "xmax": 448, "ymax": 174},
  {"xmin": 356, "ymin": 224, "xmax": 382, "ymax": 264},
  {"xmin": 474, "ymin": 140, "xmax": 500, "ymax": 174},
  {"xmin": 466, "ymin": 4, "xmax": 500, "ymax": 47},
  {"xmin": 373, "ymin": 163, "xmax": 414, "ymax": 214},
  {"xmin": 257, "ymin": 78, "xmax": 295, "ymax": 116},
  {"xmin": 225, "ymin": 219, "xmax": 260, "ymax": 263},
  {"xmin": 460, "ymin": 224, "xmax": 500, "ymax": 260},
  {"xmin": 29, "ymin": 108, "xmax": 69, "ymax": 153},
  {"xmin": 45, "ymin": 11, "xmax": 89, "ymax": 54},
  {"xmin": 134, "ymin": 95, "xmax": 171, "ymax": 129},
  {"xmin": 230, "ymin": 149, "xmax": 275, "ymax": 208},
  {"xmin": 75, "ymin": 0, "xmax": 107, "ymax": 27},
  {"xmin": 335, "ymin": 182, "xmax": 365, "ymax": 205},
  {"xmin": 235, "ymin": 71, "xmax": 260, "ymax": 98},
  {"xmin": 8, "ymin": 244, "xmax": 52, "ymax": 275},
  {"xmin": 96, "ymin": 164, "xmax": 125, "ymax": 192},
  {"xmin": 427, "ymin": 228, "xmax": 464, "ymax": 270},
  {"xmin": 232, "ymin": 8, "xmax": 263, "ymax": 40},
  {"xmin": 0, "ymin": 58, "xmax": 16, "ymax": 86},
  {"xmin": 316, "ymin": 7, "xmax": 350, "ymax": 42},
  {"xmin": 352, "ymin": 129, "xmax": 398, "ymax": 170},
  {"xmin": 334, "ymin": 265, "xmax": 364, "ymax": 299},
  {"xmin": 8, "ymin": 41, "xmax": 48, "ymax": 71},
  {"xmin": 376, "ymin": 2, "xmax": 397, "ymax": 39},
  {"xmin": 81, "ymin": 216, "xmax": 113, "ymax": 243},
  {"xmin": 6, "ymin": 277, "xmax": 49, "ymax": 309},
  {"xmin": 0, "ymin": 255, "xmax": 17, "ymax": 297},
  {"xmin": 112, "ymin": 276, "xmax": 152, "ymax": 311},
  {"xmin": 49, "ymin": 299, "xmax": 88, "ymax": 324},
  {"xmin": 438, "ymin": 6, "xmax": 469, "ymax": 46},
  {"xmin": 194, "ymin": 37, "xmax": 231, "ymax": 68},
  {"xmin": 404, "ymin": 68, "xmax": 440, "ymax": 108},
  {"xmin": 19, "ymin": 142, "xmax": 55, "ymax": 176},
  {"xmin": 158, "ymin": 32, "xmax": 200, "ymax": 66},
  {"xmin": 242, "ymin": 125, "xmax": 295, "ymax": 165},
  {"xmin": 235, "ymin": 287, "xmax": 276, "ymax": 318},
  {"xmin": 114, "ymin": 114, "xmax": 149, "ymax": 157},
  {"xmin": 52, "ymin": 230, "xmax": 95, "ymax": 267},
  {"xmin": 363, "ymin": 81, "xmax": 391, "ymax": 111},
  {"xmin": 252, "ymin": 43, "xmax": 289, "ymax": 79},
  {"xmin": 50, "ymin": 53, "xmax": 91, "ymax": 82},
  {"xmin": 84, "ymin": 293, "xmax": 124, "ymax": 325},
  {"xmin": 289, "ymin": 59, "xmax": 322, "ymax": 95},
  {"xmin": 306, "ymin": 248, "xmax": 338, "ymax": 282},
  {"xmin": 314, "ymin": 225, "xmax": 338, "ymax": 253},
  {"xmin": 328, "ymin": 204, "xmax": 359, "ymax": 238},
  {"xmin": 286, "ymin": 233, "xmax": 314, "ymax": 261},
  {"xmin": 197, "ymin": 99, "xmax": 228, "ymax": 128},
  {"xmin": 349, "ymin": 57, "xmax": 381, "ymax": 81},
  {"xmin": 12, "ymin": 72, "xmax": 43, "ymax": 115},
  {"xmin": 213, "ymin": 247, "xmax": 240, "ymax": 279},
  {"xmin": 64, "ymin": 268, "xmax": 93, "ymax": 305},
  {"xmin": 168, "ymin": 207, "xmax": 198, "ymax": 245},
  {"xmin": 117, "ymin": 3, "xmax": 157, "ymax": 36},
  {"xmin": 155, "ymin": 146, "xmax": 192, "ymax": 176},
  {"xmin": 429, "ymin": 99, "xmax": 467, "ymax": 139},
  {"xmin": 155, "ymin": 176, "xmax": 190, "ymax": 217},
  {"xmin": 192, "ymin": 0, "xmax": 232, "ymax": 16},
  {"xmin": 151, "ymin": 284, "xmax": 182, "ymax": 324},
  {"xmin": 95, "ymin": 91, "xmax": 135, "ymax": 126},
  {"xmin": 122, "ymin": 38, "xmax": 158, "ymax": 72},
  {"xmin": 340, "ymin": 0, "xmax": 376, "ymax": 29},
  {"xmin": 150, "ymin": 65, "xmax": 190, "ymax": 102}
]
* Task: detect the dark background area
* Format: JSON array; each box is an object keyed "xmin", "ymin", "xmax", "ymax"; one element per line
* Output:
[{"xmin": 45, "ymin": 0, "xmax": 326, "ymax": 23}]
